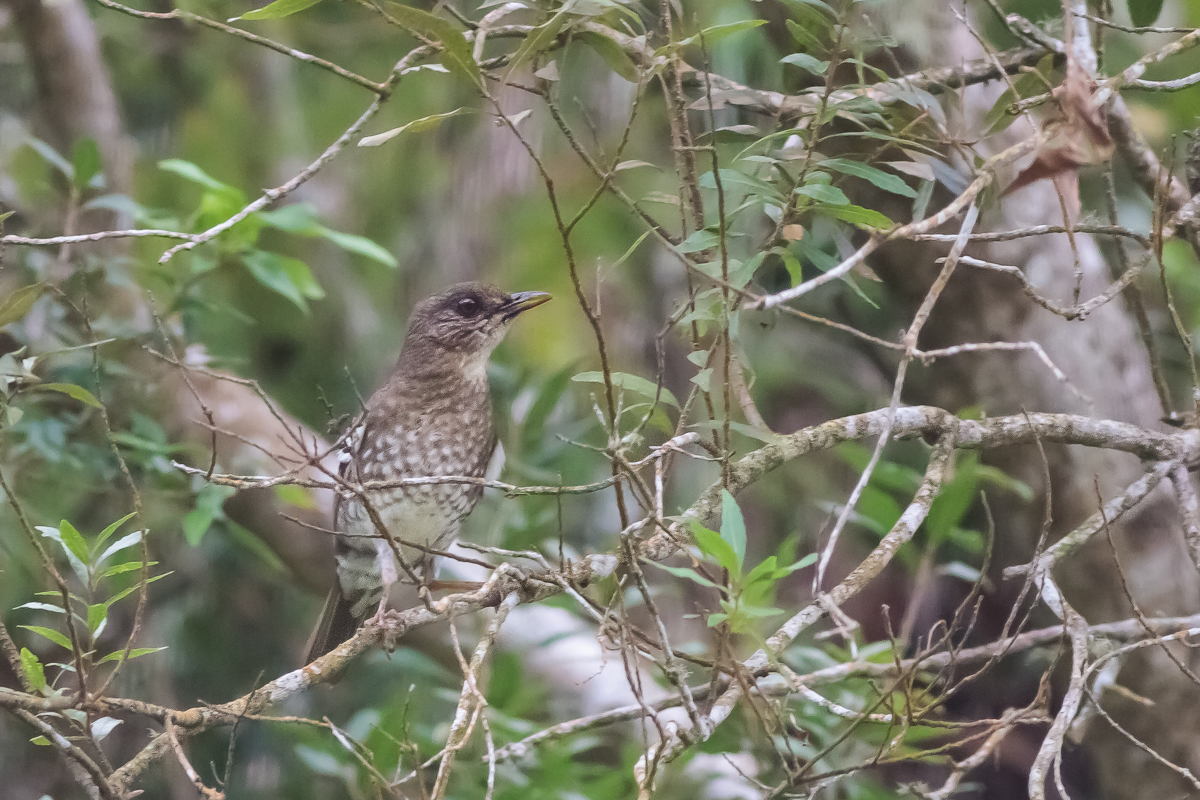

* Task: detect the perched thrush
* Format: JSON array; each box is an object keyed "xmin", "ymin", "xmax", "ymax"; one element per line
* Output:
[{"xmin": 305, "ymin": 283, "xmax": 550, "ymax": 661}]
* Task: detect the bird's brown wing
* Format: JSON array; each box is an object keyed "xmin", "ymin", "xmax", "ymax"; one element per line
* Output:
[{"xmin": 303, "ymin": 418, "xmax": 366, "ymax": 663}]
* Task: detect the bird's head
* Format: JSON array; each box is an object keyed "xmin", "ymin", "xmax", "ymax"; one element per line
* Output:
[{"xmin": 400, "ymin": 283, "xmax": 551, "ymax": 373}]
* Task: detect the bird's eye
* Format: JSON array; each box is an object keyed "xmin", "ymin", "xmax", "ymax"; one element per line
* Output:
[{"xmin": 455, "ymin": 297, "xmax": 480, "ymax": 317}]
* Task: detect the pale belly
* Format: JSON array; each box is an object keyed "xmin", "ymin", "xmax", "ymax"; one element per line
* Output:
[{"xmin": 335, "ymin": 491, "xmax": 460, "ymax": 618}]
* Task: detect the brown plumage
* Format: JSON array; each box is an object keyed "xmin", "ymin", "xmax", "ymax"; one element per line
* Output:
[{"xmin": 305, "ymin": 283, "xmax": 550, "ymax": 662}]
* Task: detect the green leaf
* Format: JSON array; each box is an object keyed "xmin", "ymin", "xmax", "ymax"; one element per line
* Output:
[
  {"xmin": 780, "ymin": 53, "xmax": 829, "ymax": 75},
  {"xmin": 1128, "ymin": 0, "xmax": 1165, "ymax": 27},
  {"xmin": 20, "ymin": 625, "xmax": 72, "ymax": 651},
  {"xmin": 0, "ymin": 283, "xmax": 45, "ymax": 329},
  {"xmin": 71, "ymin": 138, "xmax": 102, "ymax": 192},
  {"xmin": 87, "ymin": 603, "xmax": 107, "ymax": 635},
  {"xmin": 56, "ymin": 519, "xmax": 90, "ymax": 565},
  {"xmin": 673, "ymin": 19, "xmax": 767, "ymax": 50},
  {"xmin": 158, "ymin": 159, "xmax": 240, "ymax": 197},
  {"xmin": 184, "ymin": 483, "xmax": 236, "ymax": 546},
  {"xmin": 235, "ymin": 0, "xmax": 325, "ymax": 21},
  {"xmin": 505, "ymin": 11, "xmax": 572, "ymax": 83},
  {"xmin": 256, "ymin": 203, "xmax": 318, "ymax": 233},
  {"xmin": 96, "ymin": 646, "xmax": 167, "ymax": 664},
  {"xmin": 706, "ymin": 612, "xmax": 729, "ymax": 627},
  {"xmin": 382, "ymin": 2, "xmax": 480, "ymax": 87},
  {"xmin": 645, "ymin": 560, "xmax": 722, "ymax": 590},
  {"xmin": 36, "ymin": 525, "xmax": 88, "ymax": 584},
  {"xmin": 690, "ymin": 368, "xmax": 713, "ymax": 392},
  {"xmin": 720, "ymin": 490, "xmax": 746, "ymax": 572},
  {"xmin": 34, "ymin": 383, "xmax": 102, "ymax": 408},
  {"xmin": 743, "ymin": 556, "xmax": 779, "ymax": 587},
  {"xmin": 358, "ymin": 108, "xmax": 472, "ymax": 147},
  {"xmin": 101, "ymin": 561, "xmax": 157, "ymax": 578},
  {"xmin": 737, "ymin": 604, "xmax": 784, "ymax": 618},
  {"xmin": 689, "ymin": 520, "xmax": 740, "ymax": 576},
  {"xmin": 104, "ymin": 573, "xmax": 169, "ymax": 608},
  {"xmin": 20, "ymin": 648, "xmax": 47, "ymax": 693},
  {"xmin": 776, "ymin": 552, "xmax": 817, "ymax": 576},
  {"xmin": 699, "ymin": 169, "xmax": 786, "ymax": 203},
  {"xmin": 572, "ymin": 371, "xmax": 679, "ymax": 409},
  {"xmin": 315, "ymin": 227, "xmax": 398, "ymax": 268},
  {"xmin": 795, "ymin": 183, "xmax": 849, "ymax": 206},
  {"xmin": 96, "ymin": 531, "xmax": 143, "ymax": 567},
  {"xmin": 820, "ymin": 157, "xmax": 917, "ymax": 198},
  {"xmin": 820, "ymin": 203, "xmax": 894, "ymax": 230},
  {"xmin": 578, "ymin": 30, "xmax": 640, "ymax": 83},
  {"xmin": 27, "ymin": 139, "xmax": 73, "ymax": 180},
  {"xmin": 16, "ymin": 602, "xmax": 64, "ymax": 614},
  {"xmin": 5, "ymin": 406, "xmax": 22, "ymax": 426},
  {"xmin": 94, "ymin": 513, "xmax": 137, "ymax": 553},
  {"xmin": 678, "ymin": 229, "xmax": 720, "ymax": 254},
  {"xmin": 241, "ymin": 250, "xmax": 326, "ymax": 312}
]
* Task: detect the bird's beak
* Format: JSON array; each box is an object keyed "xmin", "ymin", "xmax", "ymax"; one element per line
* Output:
[{"xmin": 502, "ymin": 291, "xmax": 552, "ymax": 319}]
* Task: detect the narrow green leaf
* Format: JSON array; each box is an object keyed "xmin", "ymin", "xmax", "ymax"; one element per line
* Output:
[
  {"xmin": 16, "ymin": 602, "xmax": 64, "ymax": 614},
  {"xmin": 820, "ymin": 203, "xmax": 894, "ymax": 230},
  {"xmin": 104, "ymin": 573, "xmax": 170, "ymax": 608},
  {"xmin": 100, "ymin": 561, "xmax": 157, "ymax": 578},
  {"xmin": 775, "ymin": 552, "xmax": 817, "ymax": 577},
  {"xmin": 235, "ymin": 0, "xmax": 325, "ymax": 21},
  {"xmin": 6, "ymin": 406, "xmax": 23, "ymax": 426},
  {"xmin": 572, "ymin": 371, "xmax": 679, "ymax": 408},
  {"xmin": 720, "ymin": 490, "xmax": 746, "ymax": 572},
  {"xmin": 382, "ymin": 2, "xmax": 480, "ymax": 87},
  {"xmin": 97, "ymin": 531, "xmax": 143, "ymax": 567},
  {"xmin": 87, "ymin": 604, "xmax": 107, "ymax": 635},
  {"xmin": 316, "ymin": 226, "xmax": 399, "ymax": 267},
  {"xmin": 158, "ymin": 159, "xmax": 240, "ymax": 196},
  {"xmin": 780, "ymin": 53, "xmax": 829, "ymax": 75},
  {"xmin": 744, "ymin": 556, "xmax": 779, "ymax": 587},
  {"xmin": 795, "ymin": 183, "xmax": 849, "ymax": 206},
  {"xmin": 55, "ymin": 520, "xmax": 89, "ymax": 568},
  {"xmin": 689, "ymin": 521, "xmax": 740, "ymax": 575},
  {"xmin": 737, "ymin": 604, "xmax": 784, "ymax": 618},
  {"xmin": 96, "ymin": 646, "xmax": 167, "ymax": 664},
  {"xmin": 645, "ymin": 560, "xmax": 722, "ymax": 590},
  {"xmin": 504, "ymin": 11, "xmax": 571, "ymax": 85},
  {"xmin": 820, "ymin": 157, "xmax": 917, "ymax": 198},
  {"xmin": 256, "ymin": 203, "xmax": 318, "ymax": 233},
  {"xmin": 0, "ymin": 284, "xmax": 45, "ymax": 329},
  {"xmin": 20, "ymin": 648, "xmax": 47, "ymax": 693},
  {"xmin": 577, "ymin": 30, "xmax": 640, "ymax": 83},
  {"xmin": 358, "ymin": 108, "xmax": 471, "ymax": 147},
  {"xmin": 706, "ymin": 612, "xmax": 729, "ymax": 627},
  {"xmin": 20, "ymin": 625, "xmax": 72, "ymax": 650},
  {"xmin": 34, "ymin": 383, "xmax": 103, "ymax": 408},
  {"xmin": 27, "ymin": 139, "xmax": 73, "ymax": 179},
  {"xmin": 94, "ymin": 512, "xmax": 137, "ymax": 553},
  {"xmin": 678, "ymin": 229, "xmax": 720, "ymax": 254},
  {"xmin": 71, "ymin": 138, "xmax": 102, "ymax": 192},
  {"xmin": 673, "ymin": 19, "xmax": 767, "ymax": 50}
]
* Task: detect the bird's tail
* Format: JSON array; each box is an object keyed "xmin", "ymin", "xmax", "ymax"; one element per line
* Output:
[{"xmin": 304, "ymin": 587, "xmax": 361, "ymax": 664}]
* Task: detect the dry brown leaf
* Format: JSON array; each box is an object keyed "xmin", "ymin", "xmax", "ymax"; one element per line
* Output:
[{"xmin": 1003, "ymin": 54, "xmax": 1114, "ymax": 217}]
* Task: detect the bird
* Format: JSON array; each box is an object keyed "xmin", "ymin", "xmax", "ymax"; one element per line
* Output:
[{"xmin": 304, "ymin": 282, "xmax": 551, "ymax": 662}]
